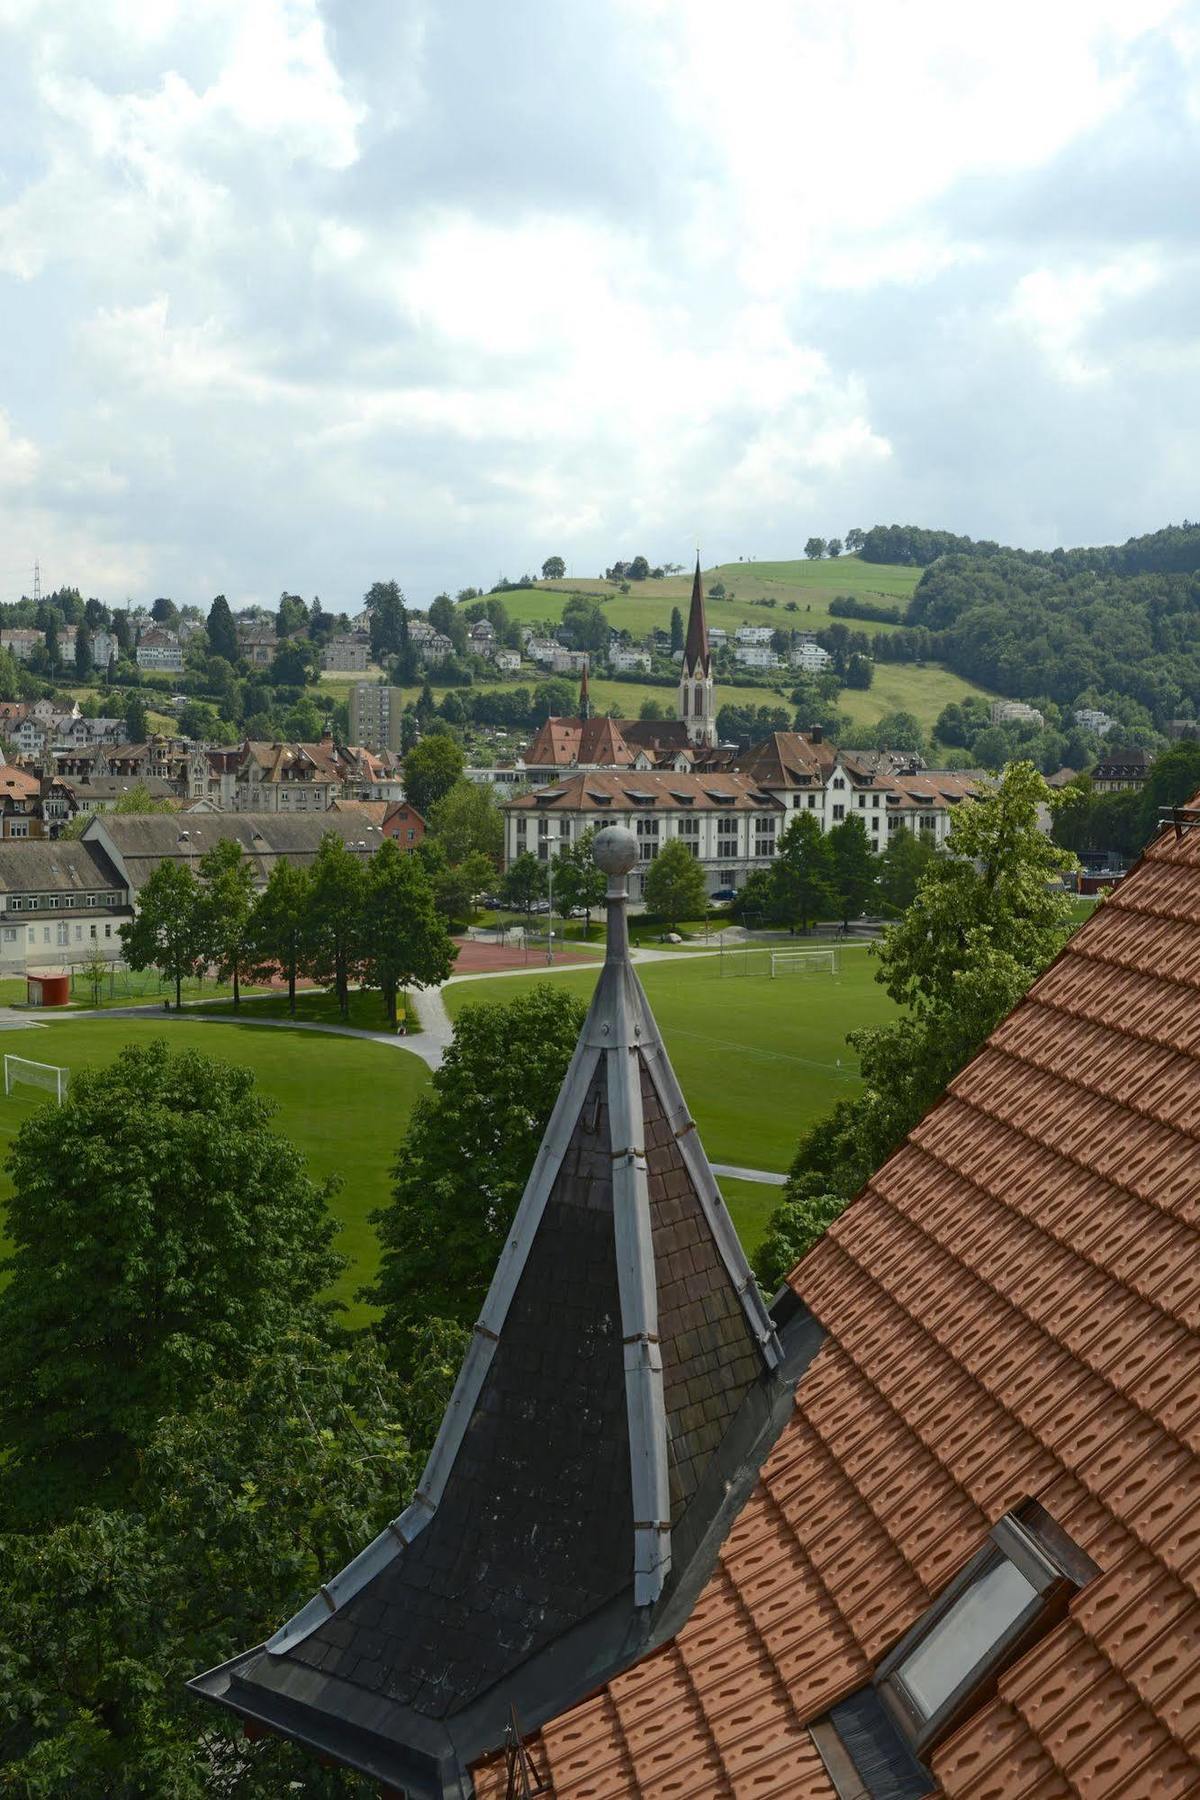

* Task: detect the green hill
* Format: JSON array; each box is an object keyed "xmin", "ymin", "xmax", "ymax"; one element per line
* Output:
[{"xmin": 457, "ymin": 557, "xmax": 997, "ymax": 735}]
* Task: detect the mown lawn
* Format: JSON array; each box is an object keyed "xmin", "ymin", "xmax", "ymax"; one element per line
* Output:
[
  {"xmin": 0, "ymin": 1017, "xmax": 431, "ymax": 1323},
  {"xmin": 444, "ymin": 945, "xmax": 897, "ymax": 1177}
]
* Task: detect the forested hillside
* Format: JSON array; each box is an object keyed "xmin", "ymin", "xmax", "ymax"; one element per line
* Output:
[{"xmin": 860, "ymin": 522, "xmax": 1200, "ymax": 728}]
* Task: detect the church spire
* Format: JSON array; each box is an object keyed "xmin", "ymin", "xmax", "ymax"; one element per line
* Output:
[
  {"xmin": 683, "ymin": 554, "xmax": 710, "ymax": 677},
  {"xmin": 679, "ymin": 556, "xmax": 716, "ymax": 748},
  {"xmin": 191, "ymin": 829, "xmax": 785, "ymax": 1791}
]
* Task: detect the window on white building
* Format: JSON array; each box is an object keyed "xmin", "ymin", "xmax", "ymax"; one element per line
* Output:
[{"xmin": 832, "ymin": 804, "xmax": 844, "ymax": 821}]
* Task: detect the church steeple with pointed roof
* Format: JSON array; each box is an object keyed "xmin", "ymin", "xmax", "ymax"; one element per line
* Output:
[
  {"xmin": 191, "ymin": 827, "xmax": 798, "ymax": 1798},
  {"xmin": 678, "ymin": 556, "xmax": 716, "ymax": 748}
]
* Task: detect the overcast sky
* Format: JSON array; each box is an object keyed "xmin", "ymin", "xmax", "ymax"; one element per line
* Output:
[{"xmin": 0, "ymin": 0, "xmax": 1197, "ymax": 608}]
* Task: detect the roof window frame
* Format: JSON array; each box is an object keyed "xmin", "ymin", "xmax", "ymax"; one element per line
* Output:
[{"xmin": 873, "ymin": 1502, "xmax": 1096, "ymax": 1759}]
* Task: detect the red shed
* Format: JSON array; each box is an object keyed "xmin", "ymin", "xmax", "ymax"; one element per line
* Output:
[{"xmin": 26, "ymin": 967, "xmax": 70, "ymax": 1008}]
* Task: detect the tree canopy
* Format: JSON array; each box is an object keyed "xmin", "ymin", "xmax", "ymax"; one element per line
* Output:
[{"xmin": 403, "ymin": 733, "xmax": 465, "ymax": 816}]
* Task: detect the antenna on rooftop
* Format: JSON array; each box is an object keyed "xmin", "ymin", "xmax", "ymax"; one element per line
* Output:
[{"xmin": 503, "ymin": 1706, "xmax": 550, "ymax": 1799}]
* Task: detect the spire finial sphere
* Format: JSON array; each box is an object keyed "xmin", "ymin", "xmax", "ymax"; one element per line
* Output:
[{"xmin": 592, "ymin": 825, "xmax": 637, "ymax": 875}]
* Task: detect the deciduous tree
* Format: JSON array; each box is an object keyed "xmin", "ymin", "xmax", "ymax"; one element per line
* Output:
[
  {"xmin": 540, "ymin": 556, "xmax": 565, "ymax": 580},
  {"xmin": 119, "ymin": 859, "xmax": 203, "ymax": 1007},
  {"xmin": 362, "ymin": 840, "xmax": 455, "ymax": 1027},
  {"xmin": 249, "ymin": 860, "xmax": 312, "ymax": 1016},
  {"xmin": 364, "ymin": 988, "xmax": 586, "ymax": 1354},
  {"xmin": 198, "ymin": 837, "xmax": 259, "ymax": 1007},
  {"xmin": 500, "ymin": 850, "xmax": 547, "ymax": 916},
  {"xmin": 427, "ymin": 778, "xmax": 503, "ymax": 865},
  {"xmin": 771, "ymin": 810, "xmax": 833, "ymax": 933},
  {"xmin": 304, "ymin": 834, "xmax": 367, "ymax": 1019},
  {"xmin": 0, "ymin": 1044, "xmax": 341, "ymax": 1516},
  {"xmin": 827, "ymin": 815, "xmax": 876, "ymax": 927},
  {"xmin": 403, "ymin": 734, "xmax": 465, "ymax": 816},
  {"xmin": 551, "ymin": 827, "xmax": 608, "ymax": 936},
  {"xmin": 643, "ymin": 837, "xmax": 707, "ymax": 928}
]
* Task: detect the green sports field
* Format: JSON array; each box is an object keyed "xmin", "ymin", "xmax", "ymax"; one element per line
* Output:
[
  {"xmin": 0, "ymin": 1018, "xmax": 431, "ymax": 1324},
  {"xmin": 444, "ymin": 944, "xmax": 897, "ymax": 1175}
]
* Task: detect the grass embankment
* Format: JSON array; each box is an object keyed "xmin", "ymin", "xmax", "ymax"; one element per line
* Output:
[
  {"xmin": 0, "ymin": 1018, "xmax": 431, "ymax": 1322},
  {"xmin": 190, "ymin": 988, "xmax": 420, "ymax": 1032}
]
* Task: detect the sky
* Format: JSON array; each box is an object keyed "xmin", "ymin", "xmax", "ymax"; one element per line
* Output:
[{"xmin": 0, "ymin": 0, "xmax": 1198, "ymax": 608}]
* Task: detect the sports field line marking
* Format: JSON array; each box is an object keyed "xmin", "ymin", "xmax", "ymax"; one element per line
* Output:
[{"xmin": 667, "ymin": 1024, "xmax": 860, "ymax": 1077}]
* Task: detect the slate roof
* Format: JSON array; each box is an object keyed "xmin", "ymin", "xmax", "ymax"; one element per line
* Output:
[
  {"xmin": 683, "ymin": 559, "xmax": 711, "ymax": 677},
  {"xmin": 191, "ymin": 826, "xmax": 796, "ymax": 1794},
  {"xmin": 476, "ymin": 809, "xmax": 1200, "ymax": 1797},
  {"xmin": 82, "ymin": 812, "xmax": 376, "ymax": 894},
  {"xmin": 0, "ymin": 840, "xmax": 125, "ymax": 897}
]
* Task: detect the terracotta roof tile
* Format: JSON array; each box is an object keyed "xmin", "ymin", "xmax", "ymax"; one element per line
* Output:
[{"xmin": 476, "ymin": 819, "xmax": 1200, "ymax": 1798}]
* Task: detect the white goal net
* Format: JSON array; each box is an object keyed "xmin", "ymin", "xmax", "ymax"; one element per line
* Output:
[
  {"xmin": 4, "ymin": 1054, "xmax": 69, "ymax": 1105},
  {"xmin": 770, "ymin": 948, "xmax": 840, "ymax": 979}
]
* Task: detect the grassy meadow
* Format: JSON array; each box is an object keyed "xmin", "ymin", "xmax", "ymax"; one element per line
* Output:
[{"xmin": 444, "ymin": 943, "xmax": 896, "ymax": 1176}]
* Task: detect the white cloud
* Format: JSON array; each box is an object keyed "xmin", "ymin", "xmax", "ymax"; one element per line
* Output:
[{"xmin": 0, "ymin": 0, "xmax": 1198, "ymax": 601}]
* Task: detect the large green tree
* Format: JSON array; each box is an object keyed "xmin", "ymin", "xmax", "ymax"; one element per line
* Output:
[
  {"xmin": 427, "ymin": 778, "xmax": 503, "ymax": 865},
  {"xmin": 0, "ymin": 1324, "xmax": 460, "ymax": 1793},
  {"xmin": 875, "ymin": 826, "xmax": 938, "ymax": 915},
  {"xmin": 0, "ymin": 1044, "xmax": 341, "ymax": 1517},
  {"xmin": 364, "ymin": 987, "xmax": 586, "ymax": 1358},
  {"xmin": 1138, "ymin": 741, "xmax": 1200, "ymax": 839},
  {"xmin": 500, "ymin": 850, "xmax": 547, "ymax": 916},
  {"xmin": 198, "ymin": 838, "xmax": 259, "ymax": 1007},
  {"xmin": 119, "ymin": 859, "xmax": 203, "ymax": 1007},
  {"xmin": 551, "ymin": 827, "xmax": 608, "ymax": 936},
  {"xmin": 124, "ymin": 692, "xmax": 149, "ymax": 744},
  {"xmin": 73, "ymin": 624, "xmax": 92, "ymax": 679},
  {"xmin": 827, "ymin": 815, "xmax": 877, "ymax": 927},
  {"xmin": 362, "ymin": 840, "xmax": 456, "ymax": 1027},
  {"xmin": 756, "ymin": 764, "xmax": 1076, "ymax": 1287},
  {"xmin": 206, "ymin": 593, "xmax": 238, "ymax": 664},
  {"xmin": 364, "ymin": 579, "xmax": 407, "ymax": 663},
  {"xmin": 771, "ymin": 810, "xmax": 833, "ymax": 933},
  {"xmin": 403, "ymin": 734, "xmax": 465, "ymax": 817},
  {"xmin": 249, "ymin": 860, "xmax": 312, "ymax": 1016},
  {"xmin": 643, "ymin": 837, "xmax": 707, "ymax": 928},
  {"xmin": 304, "ymin": 834, "xmax": 367, "ymax": 1019}
]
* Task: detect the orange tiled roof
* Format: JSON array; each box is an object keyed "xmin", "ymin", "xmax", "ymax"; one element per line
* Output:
[{"xmin": 480, "ymin": 814, "xmax": 1200, "ymax": 1798}]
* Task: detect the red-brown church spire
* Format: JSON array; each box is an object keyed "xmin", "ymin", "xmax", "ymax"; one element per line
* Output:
[{"xmin": 682, "ymin": 554, "xmax": 710, "ymax": 677}]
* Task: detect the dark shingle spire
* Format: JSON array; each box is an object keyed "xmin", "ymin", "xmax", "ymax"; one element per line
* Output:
[
  {"xmin": 190, "ymin": 828, "xmax": 786, "ymax": 1794},
  {"xmin": 682, "ymin": 555, "xmax": 710, "ymax": 676}
]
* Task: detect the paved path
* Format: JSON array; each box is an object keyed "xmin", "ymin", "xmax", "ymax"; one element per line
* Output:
[{"xmin": 710, "ymin": 1163, "xmax": 787, "ymax": 1187}]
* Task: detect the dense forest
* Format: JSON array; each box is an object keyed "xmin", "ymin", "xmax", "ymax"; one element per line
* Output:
[{"xmin": 855, "ymin": 522, "xmax": 1200, "ymax": 730}]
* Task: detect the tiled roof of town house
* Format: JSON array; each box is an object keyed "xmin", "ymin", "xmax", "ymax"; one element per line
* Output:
[
  {"xmin": 506, "ymin": 772, "xmax": 786, "ymax": 813},
  {"xmin": 477, "ymin": 807, "xmax": 1200, "ymax": 1799},
  {"xmin": 733, "ymin": 732, "xmax": 836, "ymax": 788},
  {"xmin": 190, "ymin": 825, "xmax": 802, "ymax": 1797}
]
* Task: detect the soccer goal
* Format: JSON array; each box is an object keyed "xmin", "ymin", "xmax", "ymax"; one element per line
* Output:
[
  {"xmin": 770, "ymin": 947, "xmax": 841, "ymax": 979},
  {"xmin": 4, "ymin": 1055, "xmax": 69, "ymax": 1105}
]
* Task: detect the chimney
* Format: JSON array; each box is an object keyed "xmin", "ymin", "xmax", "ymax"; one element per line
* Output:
[{"xmin": 808, "ymin": 725, "xmax": 823, "ymax": 745}]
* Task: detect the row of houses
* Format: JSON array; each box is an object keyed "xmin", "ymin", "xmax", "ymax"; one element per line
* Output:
[{"xmin": 0, "ymin": 804, "xmax": 427, "ymax": 977}]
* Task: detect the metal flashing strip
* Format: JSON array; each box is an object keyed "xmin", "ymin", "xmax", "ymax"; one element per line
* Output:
[
  {"xmin": 608, "ymin": 1035, "xmax": 672, "ymax": 1607},
  {"xmin": 635, "ymin": 1003, "xmax": 783, "ymax": 1371}
]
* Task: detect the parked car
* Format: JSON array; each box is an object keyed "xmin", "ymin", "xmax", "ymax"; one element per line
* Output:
[{"xmin": 710, "ymin": 887, "xmax": 737, "ymax": 903}]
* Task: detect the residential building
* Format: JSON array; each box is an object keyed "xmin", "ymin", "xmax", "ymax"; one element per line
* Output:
[
  {"xmin": 89, "ymin": 629, "xmax": 118, "ymax": 668},
  {"xmin": 990, "ymin": 698, "xmax": 1045, "ymax": 728},
  {"xmin": 0, "ymin": 628, "xmax": 43, "ymax": 662},
  {"xmin": 420, "ymin": 632, "xmax": 454, "ymax": 665},
  {"xmin": 735, "ymin": 729, "xmax": 979, "ymax": 851},
  {"xmin": 491, "ymin": 648, "xmax": 521, "ymax": 673},
  {"xmin": 327, "ymin": 798, "xmax": 426, "ymax": 847},
  {"xmin": 1092, "ymin": 747, "xmax": 1154, "ymax": 793},
  {"xmin": 82, "ymin": 810, "xmax": 387, "ymax": 903},
  {"xmin": 707, "ymin": 624, "xmax": 727, "ymax": 646},
  {"xmin": 467, "ymin": 619, "xmax": 496, "ymax": 647},
  {"xmin": 790, "ymin": 640, "xmax": 833, "ymax": 672},
  {"xmin": 233, "ymin": 736, "xmax": 353, "ymax": 813},
  {"xmin": 0, "ymin": 702, "xmax": 30, "ymax": 738},
  {"xmin": 135, "ymin": 630, "xmax": 184, "ymax": 672},
  {"xmin": 237, "ymin": 628, "xmax": 279, "ymax": 668},
  {"xmin": 62, "ymin": 775, "xmax": 181, "ymax": 818},
  {"xmin": 0, "ymin": 767, "xmax": 46, "ymax": 838},
  {"xmin": 735, "ymin": 642, "xmax": 780, "ymax": 669},
  {"xmin": 550, "ymin": 647, "xmax": 590, "ymax": 675},
  {"xmin": 350, "ymin": 683, "xmax": 405, "ymax": 754},
  {"xmin": 194, "ymin": 804, "xmax": 1200, "ymax": 1800},
  {"xmin": 321, "ymin": 631, "xmax": 372, "ymax": 672},
  {"xmin": 524, "ymin": 636, "xmax": 559, "ymax": 665},
  {"xmin": 610, "ymin": 646, "xmax": 652, "ymax": 673},
  {"xmin": 735, "ymin": 623, "xmax": 773, "ymax": 644},
  {"xmin": 0, "ymin": 840, "xmax": 130, "ymax": 974},
  {"xmin": 1074, "ymin": 707, "xmax": 1116, "ymax": 736}
]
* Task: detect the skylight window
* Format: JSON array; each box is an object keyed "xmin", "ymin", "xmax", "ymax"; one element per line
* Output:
[{"xmin": 810, "ymin": 1502, "xmax": 1097, "ymax": 1797}]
